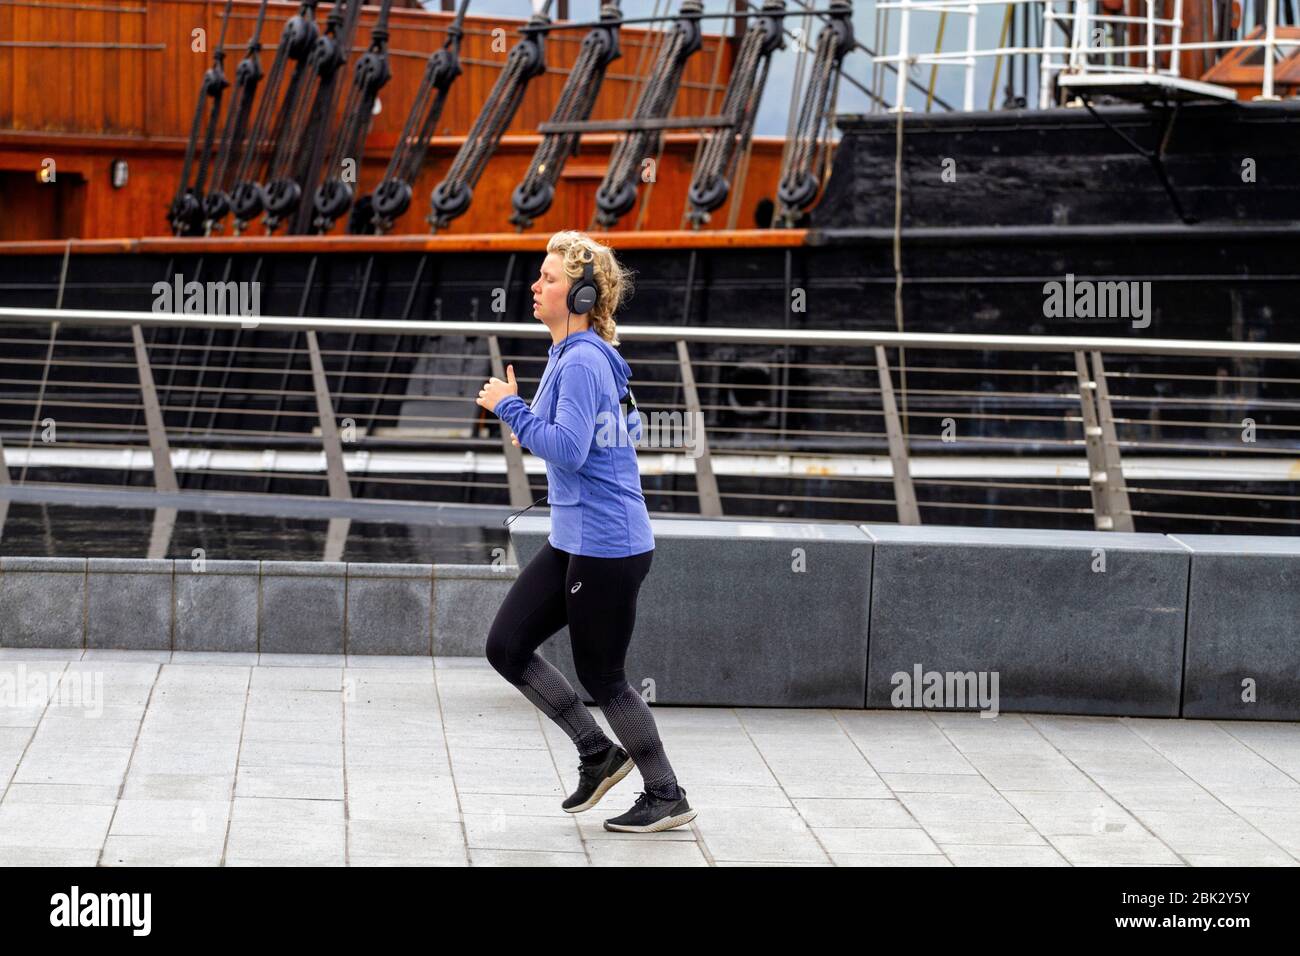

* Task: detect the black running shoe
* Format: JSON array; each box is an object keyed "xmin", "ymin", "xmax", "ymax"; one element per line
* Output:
[
  {"xmin": 603, "ymin": 786, "xmax": 697, "ymax": 833},
  {"xmin": 561, "ymin": 745, "xmax": 634, "ymax": 813}
]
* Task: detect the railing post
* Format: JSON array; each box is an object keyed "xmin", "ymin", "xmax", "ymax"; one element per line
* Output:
[
  {"xmin": 1090, "ymin": 351, "xmax": 1134, "ymax": 532},
  {"xmin": 1069, "ymin": 0, "xmax": 1089, "ymax": 74},
  {"xmin": 131, "ymin": 325, "xmax": 179, "ymax": 493},
  {"xmin": 0, "ymin": 436, "xmax": 10, "ymax": 541},
  {"xmin": 305, "ymin": 329, "xmax": 352, "ymax": 561},
  {"xmin": 1074, "ymin": 350, "xmax": 1114, "ymax": 530},
  {"xmin": 964, "ymin": 3, "xmax": 977, "ymax": 111},
  {"xmin": 305, "ymin": 331, "xmax": 352, "ymax": 501},
  {"xmin": 1257, "ymin": 0, "xmax": 1280, "ymax": 100},
  {"xmin": 676, "ymin": 340, "xmax": 722, "ymax": 517},
  {"xmin": 894, "ymin": 0, "xmax": 912, "ymax": 112},
  {"xmin": 875, "ymin": 345, "xmax": 920, "ymax": 525},
  {"xmin": 1040, "ymin": 1, "xmax": 1056, "ymax": 109},
  {"xmin": 1145, "ymin": 0, "xmax": 1156, "ymax": 73},
  {"xmin": 488, "ymin": 334, "xmax": 532, "ymax": 508},
  {"xmin": 131, "ymin": 324, "xmax": 179, "ymax": 559},
  {"xmin": 1170, "ymin": 0, "xmax": 1184, "ymax": 76}
]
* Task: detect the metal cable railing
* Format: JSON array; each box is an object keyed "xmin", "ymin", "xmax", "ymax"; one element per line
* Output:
[
  {"xmin": 875, "ymin": 0, "xmax": 1298, "ymax": 111},
  {"xmin": 0, "ymin": 306, "xmax": 1297, "ymax": 560}
]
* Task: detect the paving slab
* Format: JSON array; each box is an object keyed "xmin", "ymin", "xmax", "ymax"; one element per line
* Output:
[{"xmin": 0, "ymin": 649, "xmax": 1296, "ymax": 866}]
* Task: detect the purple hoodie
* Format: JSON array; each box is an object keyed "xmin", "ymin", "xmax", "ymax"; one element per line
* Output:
[{"xmin": 492, "ymin": 328, "xmax": 655, "ymax": 558}]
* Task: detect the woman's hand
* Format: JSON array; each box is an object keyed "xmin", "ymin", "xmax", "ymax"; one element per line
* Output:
[
  {"xmin": 510, "ymin": 431, "xmax": 520, "ymax": 447},
  {"xmin": 476, "ymin": 364, "xmax": 518, "ymax": 415}
]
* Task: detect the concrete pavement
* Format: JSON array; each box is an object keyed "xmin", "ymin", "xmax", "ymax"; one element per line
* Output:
[{"xmin": 1, "ymin": 649, "xmax": 1298, "ymax": 866}]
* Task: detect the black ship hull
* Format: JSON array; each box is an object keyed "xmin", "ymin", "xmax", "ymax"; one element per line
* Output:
[{"xmin": 2, "ymin": 102, "xmax": 1298, "ymax": 537}]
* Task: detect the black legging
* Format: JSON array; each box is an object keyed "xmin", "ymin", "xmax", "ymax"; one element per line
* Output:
[{"xmin": 485, "ymin": 540, "xmax": 680, "ymax": 800}]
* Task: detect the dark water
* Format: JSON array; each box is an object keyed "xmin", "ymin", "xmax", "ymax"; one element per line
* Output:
[
  {"xmin": 2, "ymin": 471, "xmax": 1294, "ymax": 562},
  {"xmin": 0, "ymin": 503, "xmax": 512, "ymax": 565}
]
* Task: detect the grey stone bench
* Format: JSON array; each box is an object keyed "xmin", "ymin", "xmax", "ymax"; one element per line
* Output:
[
  {"xmin": 0, "ymin": 557, "xmax": 516, "ymax": 656},
  {"xmin": 508, "ymin": 515, "xmax": 874, "ymax": 707},
  {"xmin": 3, "ymin": 523, "xmax": 1297, "ymax": 722},
  {"xmin": 1173, "ymin": 534, "xmax": 1300, "ymax": 721},
  {"xmin": 861, "ymin": 525, "xmax": 1190, "ymax": 717}
]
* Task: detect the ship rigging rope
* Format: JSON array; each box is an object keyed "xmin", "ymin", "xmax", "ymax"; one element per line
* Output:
[
  {"xmin": 170, "ymin": 0, "xmax": 234, "ymax": 234},
  {"xmin": 429, "ymin": 1, "xmax": 553, "ymax": 229},
  {"xmin": 628, "ymin": 0, "xmax": 676, "ymax": 231},
  {"xmin": 604, "ymin": 0, "xmax": 704, "ymax": 223},
  {"xmin": 791, "ymin": 35, "xmax": 845, "ymax": 220},
  {"xmin": 230, "ymin": 0, "xmax": 321, "ymax": 231},
  {"xmin": 624, "ymin": 0, "xmax": 708, "ymax": 232},
  {"xmin": 436, "ymin": 35, "xmax": 532, "ymax": 199},
  {"xmin": 266, "ymin": 6, "xmax": 343, "ymax": 188},
  {"xmin": 666, "ymin": 0, "xmax": 729, "ymax": 232},
  {"xmin": 311, "ymin": 0, "xmax": 396, "ymax": 232},
  {"xmin": 205, "ymin": 0, "xmax": 272, "ymax": 231},
  {"xmin": 776, "ymin": 0, "xmax": 851, "ymax": 224},
  {"xmin": 266, "ymin": 0, "xmax": 366, "ymax": 232},
  {"xmin": 188, "ymin": 4, "xmax": 229, "ymax": 200},
  {"xmin": 685, "ymin": 0, "xmax": 785, "ymax": 227},
  {"xmin": 619, "ymin": 0, "xmax": 669, "ymax": 118},
  {"xmin": 510, "ymin": 1, "xmax": 625, "ymax": 229},
  {"xmin": 780, "ymin": 9, "xmax": 814, "ymax": 179},
  {"xmin": 774, "ymin": 10, "xmax": 816, "ymax": 195},
  {"xmin": 230, "ymin": 18, "xmax": 299, "ymax": 190},
  {"xmin": 362, "ymin": 0, "xmax": 471, "ymax": 233},
  {"xmin": 594, "ymin": 0, "xmax": 705, "ymax": 228}
]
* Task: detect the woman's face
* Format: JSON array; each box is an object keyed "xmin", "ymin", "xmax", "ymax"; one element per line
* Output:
[{"xmin": 531, "ymin": 252, "xmax": 571, "ymax": 326}]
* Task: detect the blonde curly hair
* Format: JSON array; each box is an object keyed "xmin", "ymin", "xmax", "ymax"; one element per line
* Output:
[{"xmin": 546, "ymin": 230, "xmax": 634, "ymax": 346}]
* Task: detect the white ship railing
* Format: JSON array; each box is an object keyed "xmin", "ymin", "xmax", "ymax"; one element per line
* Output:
[{"xmin": 875, "ymin": 0, "xmax": 1297, "ymax": 112}]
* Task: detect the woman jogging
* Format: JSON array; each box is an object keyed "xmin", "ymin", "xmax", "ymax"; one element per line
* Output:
[{"xmin": 475, "ymin": 230, "xmax": 696, "ymax": 834}]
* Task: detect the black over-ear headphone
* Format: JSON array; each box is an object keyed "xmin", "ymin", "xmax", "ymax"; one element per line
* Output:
[{"xmin": 565, "ymin": 251, "xmax": 600, "ymax": 316}]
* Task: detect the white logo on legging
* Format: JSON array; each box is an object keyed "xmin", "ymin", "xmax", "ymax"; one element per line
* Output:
[{"xmin": 570, "ymin": 581, "xmax": 582, "ymax": 593}]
